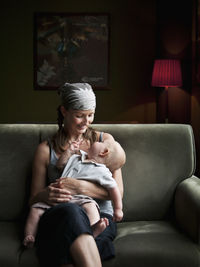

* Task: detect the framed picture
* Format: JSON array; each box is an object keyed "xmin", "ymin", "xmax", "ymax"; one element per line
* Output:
[{"xmin": 33, "ymin": 13, "xmax": 110, "ymax": 90}]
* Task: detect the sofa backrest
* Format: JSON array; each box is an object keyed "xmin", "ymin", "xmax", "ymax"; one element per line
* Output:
[
  {"xmin": 92, "ymin": 124, "xmax": 195, "ymax": 221},
  {"xmin": 0, "ymin": 124, "xmax": 195, "ymax": 221},
  {"xmin": 0, "ymin": 124, "xmax": 40, "ymax": 221}
]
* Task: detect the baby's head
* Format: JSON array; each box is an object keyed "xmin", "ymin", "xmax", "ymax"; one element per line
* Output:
[{"xmin": 87, "ymin": 139, "xmax": 126, "ymax": 172}]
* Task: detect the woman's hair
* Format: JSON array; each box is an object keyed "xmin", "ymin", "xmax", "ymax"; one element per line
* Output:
[{"xmin": 51, "ymin": 105, "xmax": 98, "ymax": 153}]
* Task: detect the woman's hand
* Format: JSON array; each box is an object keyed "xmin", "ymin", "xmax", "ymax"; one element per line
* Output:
[
  {"xmin": 45, "ymin": 182, "xmax": 72, "ymax": 206},
  {"xmin": 55, "ymin": 178, "xmax": 80, "ymax": 196}
]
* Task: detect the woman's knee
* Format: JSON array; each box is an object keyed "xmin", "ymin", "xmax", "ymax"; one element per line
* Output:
[
  {"xmin": 46, "ymin": 203, "xmax": 90, "ymax": 226},
  {"xmin": 55, "ymin": 202, "xmax": 83, "ymax": 217}
]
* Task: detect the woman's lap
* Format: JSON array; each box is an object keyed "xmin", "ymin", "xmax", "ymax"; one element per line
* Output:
[
  {"xmin": 36, "ymin": 203, "xmax": 92, "ymax": 266},
  {"xmin": 36, "ymin": 203, "xmax": 116, "ymax": 266}
]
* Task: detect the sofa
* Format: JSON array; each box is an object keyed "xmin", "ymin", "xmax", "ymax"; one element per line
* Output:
[{"xmin": 0, "ymin": 123, "xmax": 200, "ymax": 267}]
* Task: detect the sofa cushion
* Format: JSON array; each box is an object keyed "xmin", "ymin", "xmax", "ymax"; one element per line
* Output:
[
  {"xmin": 103, "ymin": 221, "xmax": 199, "ymax": 267},
  {"xmin": 18, "ymin": 247, "xmax": 39, "ymax": 267},
  {"xmin": 0, "ymin": 222, "xmax": 21, "ymax": 267},
  {"xmin": 19, "ymin": 221, "xmax": 200, "ymax": 267}
]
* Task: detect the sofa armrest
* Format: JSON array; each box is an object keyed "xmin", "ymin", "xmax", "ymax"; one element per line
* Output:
[{"xmin": 175, "ymin": 175, "xmax": 200, "ymax": 243}]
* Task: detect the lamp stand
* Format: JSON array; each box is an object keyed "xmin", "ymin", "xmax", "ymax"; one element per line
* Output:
[{"xmin": 165, "ymin": 86, "xmax": 169, "ymax": 123}]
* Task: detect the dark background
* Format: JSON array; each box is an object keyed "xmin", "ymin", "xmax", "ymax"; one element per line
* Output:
[{"xmin": 1, "ymin": 0, "xmax": 200, "ymax": 174}]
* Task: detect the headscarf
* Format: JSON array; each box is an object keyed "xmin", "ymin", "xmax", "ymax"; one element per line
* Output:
[{"xmin": 58, "ymin": 82, "xmax": 96, "ymax": 110}]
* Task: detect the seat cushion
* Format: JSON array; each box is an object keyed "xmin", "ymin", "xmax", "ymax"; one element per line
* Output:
[
  {"xmin": 0, "ymin": 221, "xmax": 40, "ymax": 267},
  {"xmin": 19, "ymin": 247, "xmax": 39, "ymax": 267},
  {"xmin": 103, "ymin": 221, "xmax": 199, "ymax": 267},
  {"xmin": 1, "ymin": 220, "xmax": 198, "ymax": 267},
  {"xmin": 0, "ymin": 222, "xmax": 21, "ymax": 267}
]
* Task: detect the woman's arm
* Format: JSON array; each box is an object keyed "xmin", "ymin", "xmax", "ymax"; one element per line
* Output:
[
  {"xmin": 29, "ymin": 142, "xmax": 72, "ymax": 206},
  {"xmin": 57, "ymin": 166, "xmax": 123, "ymax": 200},
  {"xmin": 112, "ymin": 168, "xmax": 124, "ymax": 198},
  {"xmin": 58, "ymin": 177, "xmax": 110, "ymax": 200}
]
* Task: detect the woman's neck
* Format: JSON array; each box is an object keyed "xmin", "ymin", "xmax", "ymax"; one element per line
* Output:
[
  {"xmin": 67, "ymin": 134, "xmax": 83, "ymax": 143},
  {"xmin": 63, "ymin": 126, "xmax": 83, "ymax": 143}
]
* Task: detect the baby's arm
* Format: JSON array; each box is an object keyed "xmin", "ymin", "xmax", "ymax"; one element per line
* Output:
[{"xmin": 109, "ymin": 186, "xmax": 123, "ymax": 222}]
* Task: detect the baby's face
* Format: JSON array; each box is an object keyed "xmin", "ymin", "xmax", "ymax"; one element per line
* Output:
[{"xmin": 87, "ymin": 141, "xmax": 106, "ymax": 159}]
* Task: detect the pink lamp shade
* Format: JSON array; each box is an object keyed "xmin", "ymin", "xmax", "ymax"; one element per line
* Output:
[{"xmin": 151, "ymin": 59, "xmax": 182, "ymax": 87}]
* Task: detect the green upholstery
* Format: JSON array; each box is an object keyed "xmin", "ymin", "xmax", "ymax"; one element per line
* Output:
[
  {"xmin": 175, "ymin": 176, "xmax": 200, "ymax": 242},
  {"xmin": 104, "ymin": 221, "xmax": 199, "ymax": 267},
  {"xmin": 0, "ymin": 123, "xmax": 199, "ymax": 267},
  {"xmin": 92, "ymin": 124, "xmax": 195, "ymax": 221},
  {"xmin": 0, "ymin": 124, "xmax": 39, "ymax": 220},
  {"xmin": 0, "ymin": 222, "xmax": 21, "ymax": 267}
]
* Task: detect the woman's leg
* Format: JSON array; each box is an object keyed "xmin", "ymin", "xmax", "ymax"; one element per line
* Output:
[
  {"xmin": 70, "ymin": 233, "xmax": 102, "ymax": 267},
  {"xmin": 36, "ymin": 203, "xmax": 100, "ymax": 267},
  {"xmin": 60, "ymin": 233, "xmax": 102, "ymax": 267}
]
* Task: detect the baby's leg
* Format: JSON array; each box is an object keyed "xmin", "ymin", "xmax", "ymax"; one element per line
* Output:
[
  {"xmin": 23, "ymin": 207, "xmax": 44, "ymax": 248},
  {"xmin": 82, "ymin": 202, "xmax": 109, "ymax": 238}
]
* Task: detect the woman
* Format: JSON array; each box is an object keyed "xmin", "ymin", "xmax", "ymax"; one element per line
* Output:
[{"xmin": 29, "ymin": 83, "xmax": 124, "ymax": 267}]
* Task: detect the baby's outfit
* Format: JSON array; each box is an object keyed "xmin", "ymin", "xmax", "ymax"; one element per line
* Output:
[{"xmin": 32, "ymin": 150, "xmax": 117, "ymax": 214}]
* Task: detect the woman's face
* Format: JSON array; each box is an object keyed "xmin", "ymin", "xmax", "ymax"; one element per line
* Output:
[{"xmin": 62, "ymin": 107, "xmax": 95, "ymax": 135}]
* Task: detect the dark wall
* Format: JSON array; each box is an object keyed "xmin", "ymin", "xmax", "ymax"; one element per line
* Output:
[
  {"xmin": 1, "ymin": 0, "xmax": 199, "ymax": 173},
  {"xmin": 191, "ymin": 0, "xmax": 200, "ymax": 176},
  {"xmin": 155, "ymin": 0, "xmax": 192, "ymax": 124},
  {"xmin": 0, "ymin": 0, "xmax": 157, "ymax": 123}
]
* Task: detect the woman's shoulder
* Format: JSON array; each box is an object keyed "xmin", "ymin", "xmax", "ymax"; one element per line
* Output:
[
  {"xmin": 95, "ymin": 131, "xmax": 115, "ymax": 142},
  {"xmin": 37, "ymin": 140, "xmax": 49, "ymax": 150},
  {"xmin": 34, "ymin": 141, "xmax": 50, "ymax": 163}
]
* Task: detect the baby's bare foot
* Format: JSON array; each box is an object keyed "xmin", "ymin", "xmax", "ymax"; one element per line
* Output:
[
  {"xmin": 23, "ymin": 235, "xmax": 35, "ymax": 248},
  {"xmin": 92, "ymin": 218, "xmax": 109, "ymax": 238}
]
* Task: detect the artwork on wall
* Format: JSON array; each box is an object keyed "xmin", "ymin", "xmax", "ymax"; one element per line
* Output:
[{"xmin": 33, "ymin": 13, "xmax": 110, "ymax": 90}]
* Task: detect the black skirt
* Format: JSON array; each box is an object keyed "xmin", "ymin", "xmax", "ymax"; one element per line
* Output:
[{"xmin": 36, "ymin": 202, "xmax": 117, "ymax": 267}]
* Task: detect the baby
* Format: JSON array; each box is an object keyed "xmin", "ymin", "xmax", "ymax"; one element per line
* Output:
[{"xmin": 23, "ymin": 139, "xmax": 126, "ymax": 248}]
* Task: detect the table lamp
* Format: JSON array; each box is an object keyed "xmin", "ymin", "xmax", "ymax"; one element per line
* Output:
[{"xmin": 151, "ymin": 59, "xmax": 182, "ymax": 123}]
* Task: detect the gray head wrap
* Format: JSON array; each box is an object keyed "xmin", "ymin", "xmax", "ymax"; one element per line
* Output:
[{"xmin": 58, "ymin": 82, "xmax": 96, "ymax": 110}]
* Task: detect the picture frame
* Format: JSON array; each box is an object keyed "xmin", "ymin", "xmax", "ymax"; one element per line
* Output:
[{"xmin": 33, "ymin": 13, "xmax": 110, "ymax": 90}]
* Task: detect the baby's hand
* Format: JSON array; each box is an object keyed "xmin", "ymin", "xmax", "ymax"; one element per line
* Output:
[
  {"xmin": 113, "ymin": 208, "xmax": 123, "ymax": 222},
  {"xmin": 69, "ymin": 142, "xmax": 79, "ymax": 151},
  {"xmin": 70, "ymin": 139, "xmax": 82, "ymax": 151}
]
